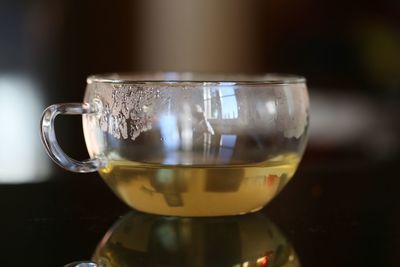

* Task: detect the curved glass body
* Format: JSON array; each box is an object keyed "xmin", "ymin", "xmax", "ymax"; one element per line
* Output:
[
  {"xmin": 92, "ymin": 211, "xmax": 300, "ymax": 267},
  {"xmin": 41, "ymin": 73, "xmax": 309, "ymax": 216}
]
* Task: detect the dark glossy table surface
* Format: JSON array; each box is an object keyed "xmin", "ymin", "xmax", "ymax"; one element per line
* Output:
[{"xmin": 1, "ymin": 152, "xmax": 399, "ymax": 267}]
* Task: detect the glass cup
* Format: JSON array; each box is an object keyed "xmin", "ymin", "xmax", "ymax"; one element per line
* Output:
[{"xmin": 40, "ymin": 73, "xmax": 309, "ymax": 216}]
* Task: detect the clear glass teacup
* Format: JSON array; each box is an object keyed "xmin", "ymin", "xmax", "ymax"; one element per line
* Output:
[{"xmin": 40, "ymin": 73, "xmax": 309, "ymax": 216}]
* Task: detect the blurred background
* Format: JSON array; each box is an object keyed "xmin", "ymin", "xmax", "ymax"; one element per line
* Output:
[
  {"xmin": 1, "ymin": 0, "xmax": 399, "ymax": 182},
  {"xmin": 0, "ymin": 0, "xmax": 399, "ymax": 266}
]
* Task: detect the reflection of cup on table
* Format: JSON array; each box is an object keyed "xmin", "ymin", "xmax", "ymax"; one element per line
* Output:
[
  {"xmin": 40, "ymin": 73, "xmax": 309, "ymax": 216},
  {"xmin": 92, "ymin": 211, "xmax": 300, "ymax": 267}
]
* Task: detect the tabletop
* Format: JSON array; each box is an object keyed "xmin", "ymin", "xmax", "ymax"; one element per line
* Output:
[{"xmin": 1, "ymin": 150, "xmax": 399, "ymax": 267}]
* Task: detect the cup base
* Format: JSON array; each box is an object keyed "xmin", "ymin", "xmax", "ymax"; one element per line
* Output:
[{"xmin": 130, "ymin": 206, "xmax": 265, "ymax": 217}]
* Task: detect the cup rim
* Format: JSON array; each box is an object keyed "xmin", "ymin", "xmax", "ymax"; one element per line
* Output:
[{"xmin": 87, "ymin": 72, "xmax": 306, "ymax": 86}]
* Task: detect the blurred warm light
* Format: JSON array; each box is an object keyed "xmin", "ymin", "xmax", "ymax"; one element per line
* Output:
[
  {"xmin": 137, "ymin": 0, "xmax": 259, "ymax": 72},
  {"xmin": 309, "ymin": 90, "xmax": 398, "ymax": 159},
  {"xmin": 256, "ymin": 256, "xmax": 268, "ymax": 266},
  {"xmin": 309, "ymin": 91, "xmax": 376, "ymax": 145},
  {"xmin": 0, "ymin": 75, "xmax": 50, "ymax": 183}
]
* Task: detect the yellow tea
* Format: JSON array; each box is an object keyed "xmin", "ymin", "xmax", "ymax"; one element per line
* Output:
[{"xmin": 99, "ymin": 153, "xmax": 300, "ymax": 216}]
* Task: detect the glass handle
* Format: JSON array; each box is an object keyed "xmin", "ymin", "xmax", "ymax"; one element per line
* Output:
[{"xmin": 40, "ymin": 103, "xmax": 99, "ymax": 173}]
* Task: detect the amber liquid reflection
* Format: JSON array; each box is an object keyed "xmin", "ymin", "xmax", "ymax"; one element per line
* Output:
[
  {"xmin": 92, "ymin": 211, "xmax": 300, "ymax": 267},
  {"xmin": 99, "ymin": 153, "xmax": 300, "ymax": 216}
]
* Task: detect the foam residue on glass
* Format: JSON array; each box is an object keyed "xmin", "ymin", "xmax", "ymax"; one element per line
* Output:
[{"xmin": 98, "ymin": 85, "xmax": 160, "ymax": 140}]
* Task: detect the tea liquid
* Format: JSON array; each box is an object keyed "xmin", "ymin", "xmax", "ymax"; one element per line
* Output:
[{"xmin": 99, "ymin": 153, "xmax": 299, "ymax": 216}]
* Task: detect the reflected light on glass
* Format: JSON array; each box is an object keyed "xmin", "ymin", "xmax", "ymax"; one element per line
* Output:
[
  {"xmin": 159, "ymin": 113, "xmax": 180, "ymax": 164},
  {"xmin": 155, "ymin": 223, "xmax": 178, "ymax": 252},
  {"xmin": 160, "ymin": 114, "xmax": 180, "ymax": 150},
  {"xmin": 265, "ymin": 100, "xmax": 276, "ymax": 114},
  {"xmin": 180, "ymin": 103, "xmax": 193, "ymax": 151},
  {"xmin": 219, "ymin": 86, "xmax": 238, "ymax": 119},
  {"xmin": 218, "ymin": 134, "xmax": 237, "ymax": 163},
  {"xmin": 0, "ymin": 75, "xmax": 50, "ymax": 183}
]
